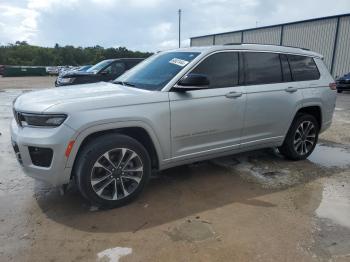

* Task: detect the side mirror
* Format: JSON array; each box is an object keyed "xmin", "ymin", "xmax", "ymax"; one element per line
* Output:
[{"xmin": 175, "ymin": 73, "xmax": 210, "ymax": 91}]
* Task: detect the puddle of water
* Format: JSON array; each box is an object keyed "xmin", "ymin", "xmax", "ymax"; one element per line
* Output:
[
  {"xmin": 316, "ymin": 178, "xmax": 350, "ymax": 229},
  {"xmin": 97, "ymin": 247, "xmax": 132, "ymax": 262},
  {"xmin": 167, "ymin": 220, "xmax": 215, "ymax": 242},
  {"xmin": 211, "ymin": 144, "xmax": 350, "ymax": 190},
  {"xmin": 308, "ymin": 144, "xmax": 350, "ymax": 168}
]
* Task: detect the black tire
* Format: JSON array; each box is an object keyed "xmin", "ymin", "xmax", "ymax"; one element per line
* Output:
[
  {"xmin": 75, "ymin": 134, "xmax": 151, "ymax": 208},
  {"xmin": 337, "ymin": 90, "xmax": 343, "ymax": 93},
  {"xmin": 278, "ymin": 114, "xmax": 319, "ymax": 160}
]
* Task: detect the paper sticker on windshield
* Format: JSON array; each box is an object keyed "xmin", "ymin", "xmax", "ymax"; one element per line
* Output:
[{"xmin": 169, "ymin": 58, "xmax": 189, "ymax": 67}]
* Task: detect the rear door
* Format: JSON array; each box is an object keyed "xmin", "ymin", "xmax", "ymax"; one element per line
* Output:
[
  {"xmin": 169, "ymin": 51, "xmax": 246, "ymax": 159},
  {"xmin": 241, "ymin": 52, "xmax": 303, "ymax": 147}
]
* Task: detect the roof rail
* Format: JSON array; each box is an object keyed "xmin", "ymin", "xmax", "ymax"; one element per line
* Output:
[{"xmin": 223, "ymin": 42, "xmax": 310, "ymax": 51}]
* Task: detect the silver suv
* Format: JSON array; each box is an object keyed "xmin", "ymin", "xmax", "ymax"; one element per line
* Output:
[{"xmin": 11, "ymin": 44, "xmax": 336, "ymax": 208}]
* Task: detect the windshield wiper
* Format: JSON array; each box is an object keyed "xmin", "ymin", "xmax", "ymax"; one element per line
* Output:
[{"xmin": 113, "ymin": 80, "xmax": 135, "ymax": 87}]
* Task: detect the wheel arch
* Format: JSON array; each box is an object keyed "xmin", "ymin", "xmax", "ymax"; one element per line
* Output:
[
  {"xmin": 295, "ymin": 105, "xmax": 322, "ymax": 129},
  {"xmin": 66, "ymin": 121, "xmax": 163, "ymax": 178},
  {"xmin": 281, "ymin": 104, "xmax": 322, "ymax": 145}
]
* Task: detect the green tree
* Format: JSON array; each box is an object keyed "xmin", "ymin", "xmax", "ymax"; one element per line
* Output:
[{"xmin": 0, "ymin": 42, "xmax": 152, "ymax": 66}]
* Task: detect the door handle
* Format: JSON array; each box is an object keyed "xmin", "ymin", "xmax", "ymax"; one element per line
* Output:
[
  {"xmin": 285, "ymin": 86, "xmax": 298, "ymax": 93},
  {"xmin": 225, "ymin": 91, "xmax": 242, "ymax": 98}
]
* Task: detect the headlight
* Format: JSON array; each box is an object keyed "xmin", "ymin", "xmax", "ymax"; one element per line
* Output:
[
  {"xmin": 58, "ymin": 77, "xmax": 75, "ymax": 84},
  {"xmin": 17, "ymin": 113, "xmax": 67, "ymax": 127}
]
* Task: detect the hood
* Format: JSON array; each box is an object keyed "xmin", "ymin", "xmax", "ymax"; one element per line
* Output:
[{"xmin": 14, "ymin": 82, "xmax": 168, "ymax": 113}]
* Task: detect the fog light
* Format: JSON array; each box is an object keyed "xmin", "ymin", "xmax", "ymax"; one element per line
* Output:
[{"xmin": 28, "ymin": 146, "xmax": 53, "ymax": 167}]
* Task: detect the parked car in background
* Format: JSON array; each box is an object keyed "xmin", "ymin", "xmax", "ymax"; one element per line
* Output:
[
  {"xmin": 11, "ymin": 44, "xmax": 336, "ymax": 208},
  {"xmin": 76, "ymin": 65, "xmax": 93, "ymax": 72},
  {"xmin": 0, "ymin": 65, "xmax": 5, "ymax": 75},
  {"xmin": 336, "ymin": 72, "xmax": 350, "ymax": 93},
  {"xmin": 55, "ymin": 58, "xmax": 143, "ymax": 87},
  {"xmin": 46, "ymin": 66, "xmax": 60, "ymax": 75},
  {"xmin": 58, "ymin": 66, "xmax": 74, "ymax": 75}
]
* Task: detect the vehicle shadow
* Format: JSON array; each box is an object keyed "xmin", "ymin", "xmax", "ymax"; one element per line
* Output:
[{"xmin": 34, "ymin": 148, "xmax": 334, "ymax": 233}]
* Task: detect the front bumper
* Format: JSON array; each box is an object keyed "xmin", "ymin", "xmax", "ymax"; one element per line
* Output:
[
  {"xmin": 10, "ymin": 119, "xmax": 76, "ymax": 186},
  {"xmin": 55, "ymin": 77, "xmax": 76, "ymax": 87}
]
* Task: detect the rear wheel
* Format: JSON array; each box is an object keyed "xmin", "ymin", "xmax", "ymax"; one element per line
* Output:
[
  {"xmin": 337, "ymin": 90, "xmax": 343, "ymax": 93},
  {"xmin": 278, "ymin": 114, "xmax": 319, "ymax": 160},
  {"xmin": 75, "ymin": 134, "xmax": 151, "ymax": 208}
]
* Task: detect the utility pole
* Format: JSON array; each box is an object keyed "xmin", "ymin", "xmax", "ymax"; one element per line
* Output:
[{"xmin": 178, "ymin": 9, "xmax": 182, "ymax": 48}]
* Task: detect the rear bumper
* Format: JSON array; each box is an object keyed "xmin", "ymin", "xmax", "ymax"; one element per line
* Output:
[{"xmin": 10, "ymin": 119, "xmax": 75, "ymax": 186}]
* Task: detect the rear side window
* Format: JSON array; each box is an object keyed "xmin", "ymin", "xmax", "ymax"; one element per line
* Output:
[
  {"xmin": 243, "ymin": 52, "xmax": 283, "ymax": 85},
  {"xmin": 287, "ymin": 55, "xmax": 320, "ymax": 81},
  {"xmin": 191, "ymin": 52, "xmax": 238, "ymax": 88}
]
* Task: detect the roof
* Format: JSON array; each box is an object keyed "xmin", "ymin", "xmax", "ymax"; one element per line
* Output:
[
  {"xmin": 191, "ymin": 13, "xmax": 350, "ymax": 39},
  {"xmin": 169, "ymin": 44, "xmax": 323, "ymax": 58},
  {"xmin": 104, "ymin": 58, "xmax": 144, "ymax": 62}
]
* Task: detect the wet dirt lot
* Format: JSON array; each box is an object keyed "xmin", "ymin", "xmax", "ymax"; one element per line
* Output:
[{"xmin": 0, "ymin": 81, "xmax": 349, "ymax": 262}]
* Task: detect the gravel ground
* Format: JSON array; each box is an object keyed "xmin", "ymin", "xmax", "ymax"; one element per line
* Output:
[
  {"xmin": 0, "ymin": 76, "xmax": 56, "ymax": 90},
  {"xmin": 0, "ymin": 79, "xmax": 349, "ymax": 262}
]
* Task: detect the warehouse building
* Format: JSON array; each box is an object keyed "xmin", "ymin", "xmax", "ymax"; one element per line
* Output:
[{"xmin": 190, "ymin": 13, "xmax": 350, "ymax": 77}]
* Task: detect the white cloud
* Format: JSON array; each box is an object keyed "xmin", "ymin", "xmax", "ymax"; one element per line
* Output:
[
  {"xmin": 151, "ymin": 22, "xmax": 173, "ymax": 39},
  {"xmin": 158, "ymin": 39, "xmax": 190, "ymax": 50},
  {"xmin": 27, "ymin": 0, "xmax": 79, "ymax": 11},
  {"xmin": 89, "ymin": 0, "xmax": 163, "ymax": 8},
  {"xmin": 0, "ymin": 0, "xmax": 349, "ymax": 51},
  {"xmin": 0, "ymin": 4, "xmax": 39, "ymax": 43}
]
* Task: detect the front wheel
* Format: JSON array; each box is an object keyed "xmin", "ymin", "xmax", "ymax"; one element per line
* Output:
[
  {"xmin": 278, "ymin": 114, "xmax": 319, "ymax": 160},
  {"xmin": 75, "ymin": 134, "xmax": 151, "ymax": 208}
]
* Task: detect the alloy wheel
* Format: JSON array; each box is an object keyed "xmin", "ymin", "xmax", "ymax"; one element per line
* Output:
[
  {"xmin": 293, "ymin": 121, "xmax": 316, "ymax": 156},
  {"xmin": 90, "ymin": 148, "xmax": 144, "ymax": 200}
]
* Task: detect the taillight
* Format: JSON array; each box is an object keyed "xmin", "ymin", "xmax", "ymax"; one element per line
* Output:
[{"xmin": 329, "ymin": 82, "xmax": 337, "ymax": 90}]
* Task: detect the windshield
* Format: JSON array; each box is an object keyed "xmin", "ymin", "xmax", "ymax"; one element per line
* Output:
[
  {"xmin": 114, "ymin": 52, "xmax": 200, "ymax": 90},
  {"xmin": 86, "ymin": 60, "xmax": 112, "ymax": 73}
]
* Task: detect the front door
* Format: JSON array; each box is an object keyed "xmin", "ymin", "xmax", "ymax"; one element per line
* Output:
[{"xmin": 169, "ymin": 52, "xmax": 246, "ymax": 160}]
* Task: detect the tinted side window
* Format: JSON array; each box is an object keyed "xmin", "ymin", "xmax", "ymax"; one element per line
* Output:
[
  {"xmin": 112, "ymin": 62, "xmax": 126, "ymax": 75},
  {"xmin": 126, "ymin": 60, "xmax": 142, "ymax": 69},
  {"xmin": 104, "ymin": 62, "xmax": 125, "ymax": 75},
  {"xmin": 280, "ymin": 54, "xmax": 292, "ymax": 82},
  {"xmin": 243, "ymin": 52, "xmax": 283, "ymax": 85},
  {"xmin": 287, "ymin": 55, "xmax": 320, "ymax": 81},
  {"xmin": 191, "ymin": 52, "xmax": 238, "ymax": 88}
]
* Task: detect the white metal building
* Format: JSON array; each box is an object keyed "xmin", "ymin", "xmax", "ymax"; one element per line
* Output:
[{"xmin": 190, "ymin": 14, "xmax": 350, "ymax": 77}]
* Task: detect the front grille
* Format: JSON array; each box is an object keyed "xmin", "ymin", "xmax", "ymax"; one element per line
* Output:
[{"xmin": 28, "ymin": 147, "xmax": 53, "ymax": 167}]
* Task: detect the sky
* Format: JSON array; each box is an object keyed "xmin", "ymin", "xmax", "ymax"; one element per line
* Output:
[{"xmin": 0, "ymin": 0, "xmax": 350, "ymax": 52}]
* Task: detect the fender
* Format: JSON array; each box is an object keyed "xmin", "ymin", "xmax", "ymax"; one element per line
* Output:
[{"xmin": 64, "ymin": 120, "xmax": 165, "ymax": 169}]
